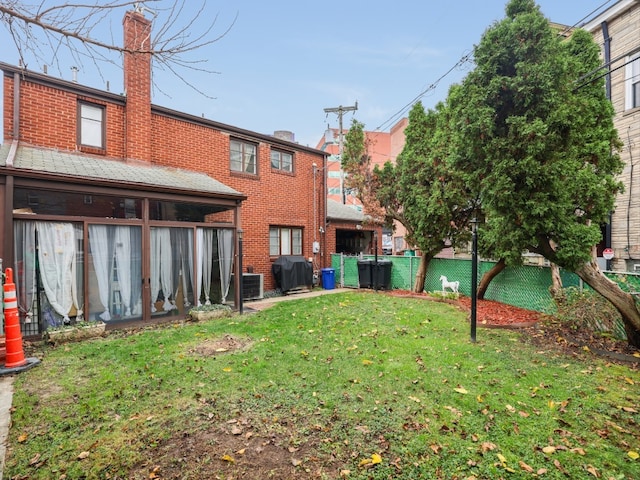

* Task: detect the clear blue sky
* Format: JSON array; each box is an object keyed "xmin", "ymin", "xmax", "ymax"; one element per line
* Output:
[{"xmin": 0, "ymin": 0, "xmax": 615, "ymax": 149}]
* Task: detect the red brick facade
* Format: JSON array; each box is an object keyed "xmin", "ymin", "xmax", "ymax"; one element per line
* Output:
[{"xmin": 1, "ymin": 9, "xmax": 328, "ymax": 293}]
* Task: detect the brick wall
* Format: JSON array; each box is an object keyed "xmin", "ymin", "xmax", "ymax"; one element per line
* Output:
[{"xmin": 2, "ymin": 65, "xmax": 327, "ymax": 293}]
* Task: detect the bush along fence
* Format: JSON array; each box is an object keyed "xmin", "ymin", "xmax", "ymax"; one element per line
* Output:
[{"xmin": 330, "ymin": 254, "xmax": 640, "ymax": 316}]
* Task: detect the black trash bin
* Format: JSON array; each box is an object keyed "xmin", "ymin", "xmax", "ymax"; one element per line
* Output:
[
  {"xmin": 357, "ymin": 259, "xmax": 373, "ymax": 288},
  {"xmin": 373, "ymin": 260, "xmax": 393, "ymax": 290}
]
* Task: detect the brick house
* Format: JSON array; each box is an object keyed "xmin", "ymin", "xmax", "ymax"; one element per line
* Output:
[
  {"xmin": 583, "ymin": 0, "xmax": 640, "ymax": 271},
  {"xmin": 0, "ymin": 9, "xmax": 327, "ymax": 334}
]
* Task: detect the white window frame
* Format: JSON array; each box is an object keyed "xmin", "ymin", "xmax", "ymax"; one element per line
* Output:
[
  {"xmin": 230, "ymin": 139, "xmax": 257, "ymax": 174},
  {"xmin": 269, "ymin": 227, "xmax": 302, "ymax": 256},
  {"xmin": 625, "ymin": 51, "xmax": 640, "ymax": 110},
  {"xmin": 79, "ymin": 102, "xmax": 105, "ymax": 149}
]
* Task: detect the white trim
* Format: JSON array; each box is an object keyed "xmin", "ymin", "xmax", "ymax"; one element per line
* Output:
[{"xmin": 582, "ymin": 0, "xmax": 638, "ymax": 32}]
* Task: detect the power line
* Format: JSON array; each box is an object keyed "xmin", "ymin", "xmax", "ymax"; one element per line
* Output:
[
  {"xmin": 375, "ymin": 52, "xmax": 472, "ymax": 132},
  {"xmin": 374, "ymin": 0, "xmax": 617, "ymax": 134}
]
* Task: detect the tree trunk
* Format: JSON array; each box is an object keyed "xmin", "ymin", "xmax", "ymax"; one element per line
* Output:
[
  {"xmin": 477, "ymin": 258, "xmax": 505, "ymax": 299},
  {"xmin": 413, "ymin": 253, "xmax": 431, "ymax": 293},
  {"xmin": 549, "ymin": 263, "xmax": 564, "ymax": 301},
  {"xmin": 575, "ymin": 259, "xmax": 640, "ymax": 348}
]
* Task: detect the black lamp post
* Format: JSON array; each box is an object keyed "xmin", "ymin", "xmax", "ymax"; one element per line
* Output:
[
  {"xmin": 470, "ymin": 218, "xmax": 479, "ymax": 343},
  {"xmin": 238, "ymin": 229, "xmax": 244, "ymax": 315}
]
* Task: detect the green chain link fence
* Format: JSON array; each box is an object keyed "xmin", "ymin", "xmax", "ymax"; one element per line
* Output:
[{"xmin": 331, "ymin": 254, "xmax": 640, "ymax": 316}]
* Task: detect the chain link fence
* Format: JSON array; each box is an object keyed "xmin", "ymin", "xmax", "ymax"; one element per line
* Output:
[{"xmin": 331, "ymin": 254, "xmax": 639, "ymax": 316}]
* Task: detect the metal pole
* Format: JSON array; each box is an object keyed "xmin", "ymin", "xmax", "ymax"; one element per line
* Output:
[
  {"xmin": 373, "ymin": 231, "xmax": 378, "ymax": 291},
  {"xmin": 470, "ymin": 219, "xmax": 478, "ymax": 343},
  {"xmin": 323, "ymin": 103, "xmax": 358, "ymax": 204}
]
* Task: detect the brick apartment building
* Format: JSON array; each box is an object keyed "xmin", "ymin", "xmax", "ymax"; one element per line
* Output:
[{"xmin": 0, "ymin": 9, "xmax": 328, "ymax": 334}]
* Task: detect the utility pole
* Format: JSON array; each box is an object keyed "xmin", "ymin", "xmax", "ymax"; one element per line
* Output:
[{"xmin": 324, "ymin": 102, "xmax": 358, "ymax": 204}]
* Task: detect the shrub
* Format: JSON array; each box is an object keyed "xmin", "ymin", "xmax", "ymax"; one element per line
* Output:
[{"xmin": 555, "ymin": 287, "xmax": 626, "ymax": 340}]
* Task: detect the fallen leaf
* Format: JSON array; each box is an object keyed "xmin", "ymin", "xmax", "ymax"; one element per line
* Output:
[
  {"xmin": 28, "ymin": 453, "xmax": 41, "ymax": 465},
  {"xmin": 221, "ymin": 454, "xmax": 235, "ymax": 463},
  {"xmin": 624, "ymin": 377, "xmax": 635, "ymax": 385},
  {"xmin": 77, "ymin": 451, "xmax": 90, "ymax": 460},
  {"xmin": 519, "ymin": 460, "xmax": 534, "ymax": 473},
  {"xmin": 17, "ymin": 433, "xmax": 28, "ymax": 443},
  {"xmin": 454, "ymin": 387, "xmax": 468, "ymax": 394},
  {"xmin": 481, "ymin": 442, "xmax": 497, "ymax": 453},
  {"xmin": 497, "ymin": 453, "xmax": 508, "ymax": 466},
  {"xmin": 223, "ymin": 367, "xmax": 232, "ymax": 372},
  {"xmin": 570, "ymin": 448, "xmax": 586, "ymax": 456},
  {"xmin": 542, "ymin": 446, "xmax": 556, "ymax": 455},
  {"xmin": 554, "ymin": 459, "xmax": 568, "ymax": 475},
  {"xmin": 620, "ymin": 406, "xmax": 638, "ymax": 413},
  {"xmin": 408, "ymin": 396, "xmax": 421, "ymax": 403},
  {"xmin": 236, "ymin": 448, "xmax": 246, "ymax": 455},
  {"xmin": 291, "ymin": 458, "xmax": 302, "ymax": 466},
  {"xmin": 628, "ymin": 451, "xmax": 639, "ymax": 460},
  {"xmin": 362, "ymin": 359, "xmax": 373, "ymax": 365},
  {"xmin": 371, "ymin": 453, "xmax": 382, "ymax": 464},
  {"xmin": 340, "ymin": 469, "xmax": 351, "ymax": 477},
  {"xmin": 586, "ymin": 465, "xmax": 599, "ymax": 477},
  {"xmin": 231, "ymin": 426, "xmax": 242, "ymax": 435}
]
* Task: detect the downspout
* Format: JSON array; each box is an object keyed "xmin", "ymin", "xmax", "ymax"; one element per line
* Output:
[{"xmin": 601, "ymin": 21, "xmax": 613, "ymax": 269}]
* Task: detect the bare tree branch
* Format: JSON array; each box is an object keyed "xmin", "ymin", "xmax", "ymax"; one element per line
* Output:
[{"xmin": 0, "ymin": 0, "xmax": 236, "ymax": 97}]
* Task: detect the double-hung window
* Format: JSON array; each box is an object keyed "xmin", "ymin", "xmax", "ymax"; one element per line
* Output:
[
  {"xmin": 270, "ymin": 149, "xmax": 293, "ymax": 172},
  {"xmin": 269, "ymin": 227, "xmax": 302, "ymax": 256},
  {"xmin": 626, "ymin": 51, "xmax": 640, "ymax": 110},
  {"xmin": 230, "ymin": 139, "xmax": 257, "ymax": 174},
  {"xmin": 79, "ymin": 102, "xmax": 105, "ymax": 149}
]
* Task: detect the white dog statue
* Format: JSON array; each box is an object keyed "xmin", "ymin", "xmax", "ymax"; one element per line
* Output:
[{"xmin": 439, "ymin": 275, "xmax": 459, "ymax": 294}]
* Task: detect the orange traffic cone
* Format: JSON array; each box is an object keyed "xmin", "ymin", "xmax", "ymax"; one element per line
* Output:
[{"xmin": 3, "ymin": 268, "xmax": 28, "ymax": 369}]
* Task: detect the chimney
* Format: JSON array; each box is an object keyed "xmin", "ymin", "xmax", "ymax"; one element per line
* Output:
[{"xmin": 123, "ymin": 10, "xmax": 152, "ymax": 162}]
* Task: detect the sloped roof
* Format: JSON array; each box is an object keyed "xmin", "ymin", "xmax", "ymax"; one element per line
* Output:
[
  {"xmin": 0, "ymin": 144, "xmax": 242, "ymax": 198},
  {"xmin": 327, "ymin": 199, "xmax": 365, "ymax": 223}
]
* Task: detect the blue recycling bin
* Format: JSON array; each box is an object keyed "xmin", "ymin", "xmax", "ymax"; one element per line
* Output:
[{"xmin": 321, "ymin": 268, "xmax": 335, "ymax": 290}]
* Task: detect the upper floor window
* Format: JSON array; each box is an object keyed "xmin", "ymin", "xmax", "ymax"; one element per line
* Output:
[
  {"xmin": 79, "ymin": 102, "xmax": 105, "ymax": 149},
  {"xmin": 626, "ymin": 52, "xmax": 640, "ymax": 110},
  {"xmin": 230, "ymin": 139, "xmax": 257, "ymax": 174},
  {"xmin": 270, "ymin": 149, "xmax": 293, "ymax": 172},
  {"xmin": 269, "ymin": 226, "xmax": 302, "ymax": 256}
]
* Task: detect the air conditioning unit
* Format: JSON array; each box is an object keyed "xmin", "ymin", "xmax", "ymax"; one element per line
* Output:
[{"xmin": 242, "ymin": 273, "xmax": 264, "ymax": 300}]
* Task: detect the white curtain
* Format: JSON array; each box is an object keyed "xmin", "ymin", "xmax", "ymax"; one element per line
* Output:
[
  {"xmin": 172, "ymin": 229, "xmax": 193, "ymax": 309},
  {"xmin": 196, "ymin": 228, "xmax": 215, "ymax": 306},
  {"xmin": 36, "ymin": 222, "xmax": 76, "ymax": 322},
  {"xmin": 13, "ymin": 221, "xmax": 37, "ymax": 323},
  {"xmin": 114, "ymin": 226, "xmax": 133, "ymax": 317},
  {"xmin": 129, "ymin": 227, "xmax": 143, "ymax": 316},
  {"xmin": 88, "ymin": 225, "xmax": 112, "ymax": 321},
  {"xmin": 218, "ymin": 229, "xmax": 234, "ymax": 303},
  {"xmin": 71, "ymin": 225, "xmax": 84, "ymax": 321},
  {"xmin": 151, "ymin": 227, "xmax": 176, "ymax": 312}
]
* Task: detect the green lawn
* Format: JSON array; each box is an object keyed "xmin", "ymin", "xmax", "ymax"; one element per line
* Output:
[{"xmin": 5, "ymin": 291, "xmax": 639, "ymax": 479}]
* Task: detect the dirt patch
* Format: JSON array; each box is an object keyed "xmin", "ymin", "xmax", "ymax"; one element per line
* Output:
[
  {"xmin": 189, "ymin": 334, "xmax": 253, "ymax": 357},
  {"xmin": 132, "ymin": 418, "xmax": 341, "ymax": 479}
]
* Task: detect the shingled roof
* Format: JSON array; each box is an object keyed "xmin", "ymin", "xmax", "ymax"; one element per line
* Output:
[
  {"xmin": 0, "ymin": 144, "xmax": 242, "ymax": 198},
  {"xmin": 327, "ymin": 199, "xmax": 366, "ymax": 223}
]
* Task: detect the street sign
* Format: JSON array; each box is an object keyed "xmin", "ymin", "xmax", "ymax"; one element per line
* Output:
[{"xmin": 603, "ymin": 248, "xmax": 614, "ymax": 260}]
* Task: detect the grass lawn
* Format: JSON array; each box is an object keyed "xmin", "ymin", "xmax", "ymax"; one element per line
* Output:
[{"xmin": 5, "ymin": 291, "xmax": 640, "ymax": 479}]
